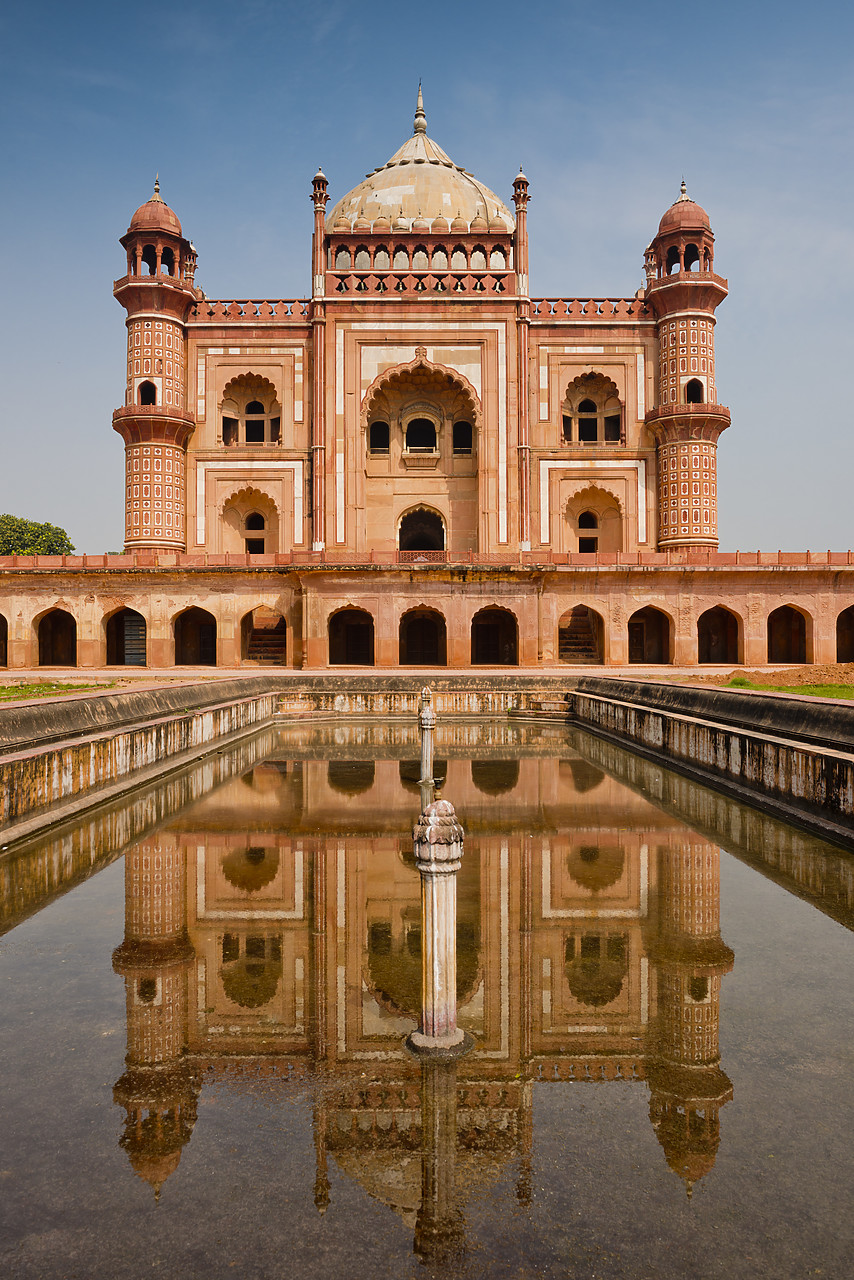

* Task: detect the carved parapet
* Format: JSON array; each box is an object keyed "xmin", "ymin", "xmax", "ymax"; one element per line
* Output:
[
  {"xmin": 645, "ymin": 271, "xmax": 728, "ymax": 317},
  {"xmin": 113, "ymin": 275, "xmax": 198, "ymax": 320},
  {"xmin": 189, "ymin": 298, "xmax": 310, "ymax": 322},
  {"xmin": 112, "ymin": 405, "xmax": 196, "ymax": 448},
  {"xmin": 530, "ymin": 296, "xmax": 650, "ymax": 319},
  {"xmin": 646, "ymin": 403, "xmax": 731, "ymax": 444}
]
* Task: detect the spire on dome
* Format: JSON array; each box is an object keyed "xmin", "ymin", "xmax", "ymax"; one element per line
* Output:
[
  {"xmin": 678, "ymin": 178, "xmax": 689, "ymax": 201},
  {"xmin": 414, "ymin": 82, "xmax": 427, "ymax": 135},
  {"xmin": 152, "ymin": 174, "xmax": 163, "ymax": 203}
]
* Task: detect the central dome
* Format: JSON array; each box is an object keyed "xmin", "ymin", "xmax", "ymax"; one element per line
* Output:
[{"xmin": 326, "ymin": 89, "xmax": 514, "ymax": 234}]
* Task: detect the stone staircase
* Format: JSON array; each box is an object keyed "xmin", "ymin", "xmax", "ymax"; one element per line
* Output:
[
  {"xmin": 245, "ymin": 623, "xmax": 287, "ymax": 664},
  {"xmin": 558, "ymin": 607, "xmax": 598, "ymax": 663}
]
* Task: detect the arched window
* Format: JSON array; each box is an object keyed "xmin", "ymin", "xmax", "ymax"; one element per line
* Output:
[
  {"xmin": 393, "ymin": 247, "xmax": 409, "ymax": 270},
  {"xmin": 577, "ymin": 510, "xmax": 598, "ymax": 553},
  {"xmin": 684, "ymin": 243, "xmax": 700, "ymax": 271},
  {"xmin": 245, "ymin": 511, "xmax": 265, "ymax": 554},
  {"xmin": 138, "ymin": 380, "xmax": 157, "ymax": 406},
  {"xmin": 698, "ymin": 606, "xmax": 740, "ymax": 664},
  {"xmin": 161, "ymin": 246, "xmax": 175, "ymax": 276},
  {"xmin": 141, "ymin": 244, "xmax": 157, "ymax": 276},
  {"xmin": 335, "ymin": 247, "xmax": 350, "ymax": 270},
  {"xmin": 451, "ymin": 247, "xmax": 467, "ymax": 271},
  {"xmin": 399, "ymin": 608, "xmax": 447, "ymax": 665},
  {"xmin": 666, "ymin": 245, "xmax": 681, "ymax": 274},
  {"xmin": 452, "ymin": 421, "xmax": 473, "ymax": 454},
  {"xmin": 562, "ymin": 374, "xmax": 623, "ymax": 446},
  {"xmin": 369, "ymin": 421, "xmax": 390, "ymax": 454},
  {"xmin": 220, "ymin": 376, "xmax": 281, "ymax": 447},
  {"xmin": 412, "ymin": 246, "xmax": 429, "ymax": 270},
  {"xmin": 470, "ymin": 246, "xmax": 487, "ymax": 270},
  {"xmin": 489, "ymin": 246, "xmax": 506, "ymax": 270},
  {"xmin": 404, "ymin": 417, "xmax": 437, "ymax": 452},
  {"xmin": 685, "ymin": 378, "xmax": 704, "ymax": 404},
  {"xmin": 374, "ymin": 246, "xmax": 390, "ymax": 271},
  {"xmin": 399, "ymin": 508, "xmax": 445, "ymax": 553},
  {"xmin": 432, "ymin": 246, "xmax": 448, "ymax": 270},
  {"xmin": 354, "ymin": 245, "xmax": 370, "ymax": 270}
]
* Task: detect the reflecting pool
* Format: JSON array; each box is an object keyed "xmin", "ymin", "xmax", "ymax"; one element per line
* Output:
[{"xmin": 0, "ymin": 720, "xmax": 852, "ymax": 1279}]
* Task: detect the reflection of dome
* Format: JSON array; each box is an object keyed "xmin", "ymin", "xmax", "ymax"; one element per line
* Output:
[
  {"xmin": 221, "ymin": 846, "xmax": 279, "ymax": 892},
  {"xmin": 221, "ymin": 953, "xmax": 282, "ymax": 1008},
  {"xmin": 128, "ymin": 178, "xmax": 182, "ymax": 236},
  {"xmin": 327, "ymin": 759, "xmax": 376, "ymax": 796},
  {"xmin": 398, "ymin": 758, "xmax": 447, "ymax": 793},
  {"xmin": 470, "ymin": 759, "xmax": 519, "ymax": 796},
  {"xmin": 326, "ymin": 90, "xmax": 514, "ymax": 233},
  {"xmin": 648, "ymin": 1063, "xmax": 733, "ymax": 1196},
  {"xmin": 565, "ymin": 957, "xmax": 626, "ymax": 1007},
  {"xmin": 566, "ymin": 844, "xmax": 625, "ymax": 891},
  {"xmin": 367, "ymin": 922, "xmax": 480, "ymax": 1017},
  {"xmin": 560, "ymin": 758, "xmax": 605, "ymax": 793},
  {"xmin": 114, "ymin": 1063, "xmax": 199, "ymax": 1200}
]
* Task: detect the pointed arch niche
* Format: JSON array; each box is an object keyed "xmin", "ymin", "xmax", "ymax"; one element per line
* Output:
[
  {"xmin": 361, "ymin": 350, "xmax": 482, "ymax": 558},
  {"xmin": 221, "ymin": 487, "xmax": 280, "ymax": 555},
  {"xmin": 219, "ymin": 373, "xmax": 282, "ymax": 448},
  {"xmin": 563, "ymin": 485, "xmax": 623, "ymax": 555}
]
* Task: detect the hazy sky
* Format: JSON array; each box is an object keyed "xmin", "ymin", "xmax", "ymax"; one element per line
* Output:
[{"xmin": 1, "ymin": 0, "xmax": 852, "ymax": 553}]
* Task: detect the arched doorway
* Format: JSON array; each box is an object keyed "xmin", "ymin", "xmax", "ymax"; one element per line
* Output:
[
  {"xmin": 38, "ymin": 609, "xmax": 77, "ymax": 666},
  {"xmin": 328, "ymin": 609, "xmax": 375, "ymax": 665},
  {"xmin": 174, "ymin": 607, "xmax": 217, "ymax": 665},
  {"xmin": 558, "ymin": 606, "xmax": 604, "ymax": 662},
  {"xmin": 697, "ymin": 606, "xmax": 739, "ymax": 664},
  {"xmin": 398, "ymin": 509, "xmax": 445, "ymax": 559},
  {"xmin": 628, "ymin": 607, "xmax": 671, "ymax": 664},
  {"xmin": 399, "ymin": 609, "xmax": 447, "ymax": 665},
  {"xmin": 767, "ymin": 606, "xmax": 807, "ymax": 664},
  {"xmin": 471, "ymin": 608, "xmax": 518, "ymax": 665},
  {"xmin": 240, "ymin": 607, "xmax": 286, "ymax": 664},
  {"xmin": 105, "ymin": 609, "xmax": 147, "ymax": 666},
  {"xmin": 837, "ymin": 606, "xmax": 854, "ymax": 662},
  {"xmin": 0, "ymin": 614, "xmax": 7, "ymax": 667}
]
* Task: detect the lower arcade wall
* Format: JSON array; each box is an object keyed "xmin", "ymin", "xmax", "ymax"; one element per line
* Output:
[{"xmin": 1, "ymin": 558, "xmax": 853, "ymax": 669}]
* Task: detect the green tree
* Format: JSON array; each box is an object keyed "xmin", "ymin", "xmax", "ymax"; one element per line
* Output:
[{"xmin": 0, "ymin": 514, "xmax": 75, "ymax": 555}]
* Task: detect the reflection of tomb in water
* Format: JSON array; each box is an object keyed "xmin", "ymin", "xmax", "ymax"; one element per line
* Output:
[{"xmin": 110, "ymin": 736, "xmax": 737, "ymax": 1216}]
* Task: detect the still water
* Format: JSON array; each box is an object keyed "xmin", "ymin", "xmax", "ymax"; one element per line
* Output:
[{"xmin": 0, "ymin": 720, "xmax": 852, "ymax": 1279}]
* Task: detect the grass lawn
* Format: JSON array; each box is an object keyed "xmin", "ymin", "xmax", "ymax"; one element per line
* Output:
[
  {"xmin": 0, "ymin": 681, "xmax": 116, "ymax": 703},
  {"xmin": 724, "ymin": 677, "xmax": 854, "ymax": 700}
]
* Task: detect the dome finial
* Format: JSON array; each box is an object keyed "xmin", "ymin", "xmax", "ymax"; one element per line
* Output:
[
  {"xmin": 414, "ymin": 81, "xmax": 427, "ymax": 135},
  {"xmin": 679, "ymin": 177, "xmax": 688, "ymax": 201}
]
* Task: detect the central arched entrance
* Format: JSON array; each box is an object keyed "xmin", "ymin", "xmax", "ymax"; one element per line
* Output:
[
  {"xmin": 106, "ymin": 608, "xmax": 147, "ymax": 666},
  {"xmin": 398, "ymin": 509, "xmax": 445, "ymax": 559},
  {"xmin": 697, "ymin": 606, "xmax": 739, "ymax": 664},
  {"xmin": 174, "ymin": 607, "xmax": 217, "ymax": 665},
  {"xmin": 628, "ymin": 607, "xmax": 672, "ymax": 664},
  {"xmin": 470, "ymin": 608, "xmax": 518, "ymax": 665},
  {"xmin": 328, "ymin": 609, "xmax": 375, "ymax": 665},
  {"xmin": 399, "ymin": 608, "xmax": 447, "ymax": 665},
  {"xmin": 767, "ymin": 606, "xmax": 807, "ymax": 663}
]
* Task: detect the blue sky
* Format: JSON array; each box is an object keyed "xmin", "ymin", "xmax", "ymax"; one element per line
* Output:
[{"xmin": 1, "ymin": 0, "xmax": 852, "ymax": 552}]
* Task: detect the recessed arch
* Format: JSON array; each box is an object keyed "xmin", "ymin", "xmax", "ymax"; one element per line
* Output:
[
  {"xmin": 221, "ymin": 486, "xmax": 279, "ymax": 555},
  {"xmin": 685, "ymin": 377, "xmax": 704, "ymax": 404},
  {"xmin": 240, "ymin": 606, "xmax": 286, "ymax": 664},
  {"xmin": 558, "ymin": 605, "xmax": 605, "ymax": 663},
  {"xmin": 220, "ymin": 373, "xmax": 282, "ymax": 447},
  {"xmin": 471, "ymin": 607, "xmax": 518, "ymax": 665},
  {"xmin": 398, "ymin": 507, "xmax": 445, "ymax": 553},
  {"xmin": 37, "ymin": 608, "xmax": 77, "ymax": 666},
  {"xmin": 221, "ymin": 846, "xmax": 280, "ymax": 893},
  {"xmin": 399, "ymin": 607, "xmax": 447, "ymax": 665},
  {"xmin": 138, "ymin": 380, "xmax": 157, "ymax": 406},
  {"xmin": 767, "ymin": 605, "xmax": 809, "ymax": 664},
  {"xmin": 361, "ymin": 351, "xmax": 481, "ymax": 433},
  {"xmin": 837, "ymin": 605, "xmax": 854, "ymax": 662},
  {"xmin": 174, "ymin": 607, "xmax": 217, "ymax": 665},
  {"xmin": 105, "ymin": 607, "xmax": 147, "ymax": 666},
  {"xmin": 628, "ymin": 606, "xmax": 673, "ymax": 664},
  {"xmin": 562, "ymin": 374, "xmax": 623, "ymax": 447},
  {"xmin": 698, "ymin": 606, "xmax": 741, "ymax": 664},
  {"xmin": 328, "ymin": 607, "xmax": 375, "ymax": 665},
  {"xmin": 0, "ymin": 613, "xmax": 7, "ymax": 667},
  {"xmin": 564, "ymin": 932, "xmax": 628, "ymax": 1007},
  {"xmin": 220, "ymin": 934, "xmax": 282, "ymax": 1009}
]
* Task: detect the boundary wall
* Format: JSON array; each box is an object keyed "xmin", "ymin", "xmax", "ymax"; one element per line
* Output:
[{"xmin": 568, "ymin": 677, "xmax": 854, "ymax": 845}]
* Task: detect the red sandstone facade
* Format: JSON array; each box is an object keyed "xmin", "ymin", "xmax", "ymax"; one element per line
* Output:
[{"xmin": 1, "ymin": 94, "xmax": 853, "ymax": 669}]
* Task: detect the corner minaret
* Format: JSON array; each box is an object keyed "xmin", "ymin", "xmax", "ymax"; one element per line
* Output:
[
  {"xmin": 644, "ymin": 183, "xmax": 730, "ymax": 548},
  {"xmin": 113, "ymin": 180, "xmax": 197, "ymax": 550}
]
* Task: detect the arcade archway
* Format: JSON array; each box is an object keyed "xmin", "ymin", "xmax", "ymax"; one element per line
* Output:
[
  {"xmin": 399, "ymin": 608, "xmax": 447, "ymax": 665},
  {"xmin": 174, "ymin": 608, "xmax": 217, "ymax": 665},
  {"xmin": 105, "ymin": 608, "xmax": 147, "ymax": 666},
  {"xmin": 470, "ymin": 608, "xmax": 518, "ymax": 665},
  {"xmin": 628, "ymin": 607, "xmax": 672, "ymax": 664},
  {"xmin": 38, "ymin": 609, "xmax": 77, "ymax": 666},
  {"xmin": 328, "ymin": 609, "xmax": 375, "ymax": 665},
  {"xmin": 767, "ymin": 606, "xmax": 807, "ymax": 664},
  {"xmin": 697, "ymin": 606, "xmax": 740, "ymax": 664}
]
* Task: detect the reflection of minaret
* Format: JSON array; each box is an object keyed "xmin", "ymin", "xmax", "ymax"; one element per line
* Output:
[
  {"xmin": 648, "ymin": 839, "xmax": 734, "ymax": 1197},
  {"xmin": 112, "ymin": 832, "xmax": 198, "ymax": 1199}
]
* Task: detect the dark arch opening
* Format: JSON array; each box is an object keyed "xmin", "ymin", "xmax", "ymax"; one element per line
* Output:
[
  {"xmin": 138, "ymin": 380, "xmax": 157, "ymax": 406},
  {"xmin": 399, "ymin": 609, "xmax": 447, "ymax": 665},
  {"xmin": 221, "ymin": 934, "xmax": 282, "ymax": 1008},
  {"xmin": 38, "ymin": 609, "xmax": 77, "ymax": 666},
  {"xmin": 837, "ymin": 605, "xmax": 854, "ymax": 662},
  {"xmin": 767, "ymin": 606, "xmax": 807, "ymax": 664},
  {"xmin": 558, "ymin": 605, "xmax": 604, "ymax": 663},
  {"xmin": 666, "ymin": 245, "xmax": 681, "ymax": 274},
  {"xmin": 471, "ymin": 759, "xmax": 520, "ymax": 795},
  {"xmin": 327, "ymin": 760, "xmax": 376, "ymax": 796},
  {"xmin": 106, "ymin": 608, "xmax": 147, "ymax": 666},
  {"xmin": 369, "ymin": 421, "xmax": 390, "ymax": 454},
  {"xmin": 564, "ymin": 933, "xmax": 628, "ymax": 1006},
  {"xmin": 685, "ymin": 378, "xmax": 704, "ymax": 404},
  {"xmin": 471, "ymin": 608, "xmax": 518, "ymax": 665},
  {"xmin": 329, "ymin": 608, "xmax": 375, "ymax": 665},
  {"xmin": 628, "ymin": 606, "xmax": 672, "ymax": 664},
  {"xmin": 240, "ymin": 607, "xmax": 286, "ymax": 664},
  {"xmin": 404, "ymin": 418, "xmax": 437, "ymax": 451},
  {"xmin": 141, "ymin": 244, "xmax": 157, "ymax": 275},
  {"xmin": 453, "ymin": 421, "xmax": 473, "ymax": 454},
  {"xmin": 174, "ymin": 607, "xmax": 217, "ymax": 665},
  {"xmin": 578, "ymin": 511, "xmax": 598, "ymax": 529},
  {"xmin": 399, "ymin": 509, "xmax": 445, "ymax": 553},
  {"xmin": 0, "ymin": 613, "xmax": 7, "ymax": 667},
  {"xmin": 698, "ymin": 606, "xmax": 739, "ymax": 664},
  {"xmin": 245, "ymin": 511, "xmax": 265, "ymax": 530},
  {"xmin": 221, "ymin": 846, "xmax": 280, "ymax": 893},
  {"xmin": 684, "ymin": 243, "xmax": 700, "ymax": 271},
  {"xmin": 567, "ymin": 845, "xmax": 625, "ymax": 892},
  {"xmin": 160, "ymin": 246, "xmax": 175, "ymax": 276}
]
